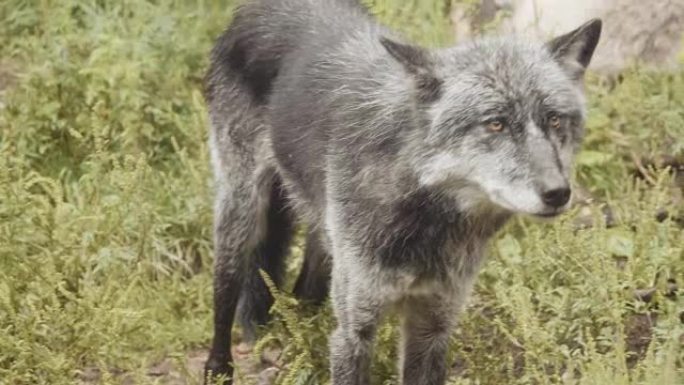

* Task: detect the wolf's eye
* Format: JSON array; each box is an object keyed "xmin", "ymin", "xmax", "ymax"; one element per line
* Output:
[
  {"xmin": 487, "ymin": 119, "xmax": 505, "ymax": 133},
  {"xmin": 548, "ymin": 113, "xmax": 562, "ymax": 129}
]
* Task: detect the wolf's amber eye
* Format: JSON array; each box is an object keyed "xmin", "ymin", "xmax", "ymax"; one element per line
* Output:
[
  {"xmin": 487, "ymin": 120, "xmax": 505, "ymax": 132},
  {"xmin": 548, "ymin": 114, "xmax": 561, "ymax": 129}
]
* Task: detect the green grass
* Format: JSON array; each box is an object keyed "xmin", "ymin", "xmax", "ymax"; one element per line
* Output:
[{"xmin": 0, "ymin": 1, "xmax": 682, "ymax": 384}]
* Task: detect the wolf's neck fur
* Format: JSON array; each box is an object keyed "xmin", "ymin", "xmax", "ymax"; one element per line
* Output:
[{"xmin": 320, "ymin": 34, "xmax": 515, "ymax": 274}]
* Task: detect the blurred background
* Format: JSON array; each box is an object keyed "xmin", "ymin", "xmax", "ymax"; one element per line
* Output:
[
  {"xmin": 452, "ymin": 0, "xmax": 683, "ymax": 73},
  {"xmin": 0, "ymin": 1, "xmax": 682, "ymax": 384}
]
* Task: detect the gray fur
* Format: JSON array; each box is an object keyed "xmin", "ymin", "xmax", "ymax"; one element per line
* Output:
[{"xmin": 203, "ymin": 0, "xmax": 601, "ymax": 383}]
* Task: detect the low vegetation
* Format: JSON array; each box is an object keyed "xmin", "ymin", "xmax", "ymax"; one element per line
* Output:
[{"xmin": 0, "ymin": 1, "xmax": 681, "ymax": 384}]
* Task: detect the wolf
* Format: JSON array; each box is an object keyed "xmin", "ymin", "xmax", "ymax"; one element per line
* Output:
[{"xmin": 203, "ymin": 0, "xmax": 601, "ymax": 383}]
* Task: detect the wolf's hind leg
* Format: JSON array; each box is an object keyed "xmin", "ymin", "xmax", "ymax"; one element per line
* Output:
[
  {"xmin": 204, "ymin": 170, "xmax": 278, "ymax": 384},
  {"xmin": 236, "ymin": 177, "xmax": 294, "ymax": 342},
  {"xmin": 293, "ymin": 229, "xmax": 330, "ymax": 304}
]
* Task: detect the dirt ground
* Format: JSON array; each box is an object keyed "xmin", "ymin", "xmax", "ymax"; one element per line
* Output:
[
  {"xmin": 78, "ymin": 343, "xmax": 282, "ymax": 385},
  {"xmin": 73, "ymin": 308, "xmax": 668, "ymax": 385}
]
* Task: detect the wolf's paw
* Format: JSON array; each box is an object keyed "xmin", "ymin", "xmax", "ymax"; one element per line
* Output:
[{"xmin": 204, "ymin": 355, "xmax": 233, "ymax": 385}]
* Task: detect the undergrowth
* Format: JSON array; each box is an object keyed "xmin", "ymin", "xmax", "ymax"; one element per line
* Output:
[{"xmin": 0, "ymin": 1, "xmax": 682, "ymax": 385}]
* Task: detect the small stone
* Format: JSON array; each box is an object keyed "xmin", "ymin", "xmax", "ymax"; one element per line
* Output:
[
  {"xmin": 147, "ymin": 360, "xmax": 173, "ymax": 376},
  {"xmin": 602, "ymin": 204, "xmax": 616, "ymax": 228},
  {"xmin": 665, "ymin": 278, "xmax": 679, "ymax": 299},
  {"xmin": 613, "ymin": 255, "xmax": 628, "ymax": 270},
  {"xmin": 260, "ymin": 347, "xmax": 282, "ymax": 366},
  {"xmin": 77, "ymin": 367, "xmax": 101, "ymax": 383},
  {"xmin": 655, "ymin": 208, "xmax": 669, "ymax": 222},
  {"xmin": 256, "ymin": 367, "xmax": 279, "ymax": 385},
  {"xmin": 634, "ymin": 288, "xmax": 656, "ymax": 303},
  {"xmin": 234, "ymin": 342, "xmax": 253, "ymax": 356}
]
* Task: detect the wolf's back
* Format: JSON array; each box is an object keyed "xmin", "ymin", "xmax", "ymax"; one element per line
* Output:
[{"xmin": 205, "ymin": 0, "xmax": 367, "ymax": 106}]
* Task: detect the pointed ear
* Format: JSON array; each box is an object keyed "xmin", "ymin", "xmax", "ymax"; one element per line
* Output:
[
  {"xmin": 380, "ymin": 37, "xmax": 432, "ymax": 74},
  {"xmin": 380, "ymin": 37, "xmax": 443, "ymax": 102},
  {"xmin": 547, "ymin": 19, "xmax": 602, "ymax": 78}
]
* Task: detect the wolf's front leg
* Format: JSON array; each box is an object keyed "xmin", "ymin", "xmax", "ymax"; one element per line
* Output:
[
  {"xmin": 329, "ymin": 265, "xmax": 383, "ymax": 385},
  {"xmin": 399, "ymin": 295, "xmax": 459, "ymax": 385}
]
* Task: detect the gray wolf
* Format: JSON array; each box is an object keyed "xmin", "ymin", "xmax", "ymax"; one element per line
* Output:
[{"xmin": 203, "ymin": 0, "xmax": 601, "ymax": 383}]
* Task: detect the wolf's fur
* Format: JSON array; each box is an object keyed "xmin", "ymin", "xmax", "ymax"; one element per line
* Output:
[{"xmin": 203, "ymin": 0, "xmax": 601, "ymax": 383}]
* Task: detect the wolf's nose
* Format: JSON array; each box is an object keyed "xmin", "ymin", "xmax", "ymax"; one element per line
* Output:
[{"xmin": 541, "ymin": 187, "xmax": 571, "ymax": 208}]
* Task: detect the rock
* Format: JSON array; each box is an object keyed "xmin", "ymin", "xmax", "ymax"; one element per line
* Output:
[
  {"xmin": 451, "ymin": 0, "xmax": 684, "ymax": 74},
  {"xmin": 234, "ymin": 341, "xmax": 253, "ymax": 356},
  {"xmin": 613, "ymin": 255, "xmax": 628, "ymax": 271},
  {"xmin": 77, "ymin": 367, "xmax": 101, "ymax": 384},
  {"xmin": 147, "ymin": 360, "xmax": 173, "ymax": 376},
  {"xmin": 665, "ymin": 278, "xmax": 679, "ymax": 300},
  {"xmin": 259, "ymin": 347, "xmax": 282, "ymax": 367},
  {"xmin": 256, "ymin": 367, "xmax": 279, "ymax": 385},
  {"xmin": 633, "ymin": 287, "xmax": 657, "ymax": 303},
  {"xmin": 572, "ymin": 203, "xmax": 615, "ymax": 230}
]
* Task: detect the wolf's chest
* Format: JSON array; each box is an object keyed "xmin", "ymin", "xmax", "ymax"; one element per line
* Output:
[{"xmin": 360, "ymin": 197, "xmax": 504, "ymax": 278}]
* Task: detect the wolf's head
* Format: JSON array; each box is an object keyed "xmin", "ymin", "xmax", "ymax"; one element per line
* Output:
[{"xmin": 382, "ymin": 20, "xmax": 601, "ymax": 217}]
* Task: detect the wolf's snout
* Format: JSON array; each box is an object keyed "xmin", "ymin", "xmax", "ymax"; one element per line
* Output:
[{"xmin": 541, "ymin": 187, "xmax": 571, "ymax": 208}]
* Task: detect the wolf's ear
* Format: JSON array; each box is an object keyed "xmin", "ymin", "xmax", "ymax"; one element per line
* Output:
[
  {"xmin": 380, "ymin": 37, "xmax": 432, "ymax": 74},
  {"xmin": 380, "ymin": 37, "xmax": 443, "ymax": 102},
  {"xmin": 547, "ymin": 19, "xmax": 602, "ymax": 78}
]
